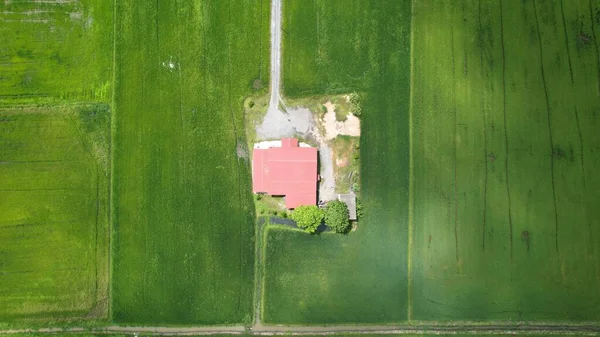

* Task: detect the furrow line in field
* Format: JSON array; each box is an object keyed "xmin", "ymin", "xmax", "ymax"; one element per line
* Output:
[
  {"xmin": 259, "ymin": 0, "xmax": 264, "ymax": 80},
  {"xmin": 560, "ymin": 0, "xmax": 586, "ymax": 187},
  {"xmin": 155, "ymin": 0, "xmax": 159, "ymax": 58},
  {"xmin": 574, "ymin": 106, "xmax": 586, "ymax": 188},
  {"xmin": 589, "ymin": 0, "xmax": 600, "ymax": 96},
  {"xmin": 226, "ymin": 0, "xmax": 244, "ymax": 317},
  {"xmin": 499, "ymin": 0, "xmax": 513, "ymax": 266},
  {"xmin": 533, "ymin": 0, "xmax": 560, "ymax": 255},
  {"xmin": 94, "ymin": 164, "xmax": 100, "ymax": 300},
  {"xmin": 478, "ymin": 0, "xmax": 487, "ymax": 251},
  {"xmin": 450, "ymin": 20, "xmax": 459, "ymax": 263},
  {"xmin": 407, "ymin": 0, "xmax": 415, "ymax": 321},
  {"xmin": 560, "ymin": 0, "xmax": 574, "ymax": 84}
]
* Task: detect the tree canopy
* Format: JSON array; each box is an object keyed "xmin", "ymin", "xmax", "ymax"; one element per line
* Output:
[
  {"xmin": 291, "ymin": 205, "xmax": 324, "ymax": 234},
  {"xmin": 325, "ymin": 200, "xmax": 350, "ymax": 233}
]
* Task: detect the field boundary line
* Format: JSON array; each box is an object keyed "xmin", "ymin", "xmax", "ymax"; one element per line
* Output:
[{"xmin": 406, "ymin": 0, "xmax": 415, "ymax": 323}]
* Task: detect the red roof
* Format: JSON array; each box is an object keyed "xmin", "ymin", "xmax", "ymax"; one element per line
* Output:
[{"xmin": 252, "ymin": 138, "xmax": 318, "ymax": 209}]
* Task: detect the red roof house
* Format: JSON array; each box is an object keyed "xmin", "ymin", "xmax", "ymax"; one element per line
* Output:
[{"xmin": 252, "ymin": 138, "xmax": 318, "ymax": 209}]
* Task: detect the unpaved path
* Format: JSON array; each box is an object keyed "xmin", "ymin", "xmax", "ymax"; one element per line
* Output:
[{"xmin": 3, "ymin": 324, "xmax": 600, "ymax": 335}]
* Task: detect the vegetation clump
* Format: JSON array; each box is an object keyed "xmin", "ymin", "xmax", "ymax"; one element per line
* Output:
[
  {"xmin": 325, "ymin": 200, "xmax": 350, "ymax": 233},
  {"xmin": 349, "ymin": 92, "xmax": 362, "ymax": 117},
  {"xmin": 291, "ymin": 205, "xmax": 324, "ymax": 234}
]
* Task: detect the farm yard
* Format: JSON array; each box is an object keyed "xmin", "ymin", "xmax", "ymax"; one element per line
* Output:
[
  {"xmin": 0, "ymin": 0, "xmax": 600, "ymax": 332},
  {"xmin": 110, "ymin": 0, "xmax": 268, "ymax": 325},
  {"xmin": 410, "ymin": 0, "xmax": 600, "ymax": 320}
]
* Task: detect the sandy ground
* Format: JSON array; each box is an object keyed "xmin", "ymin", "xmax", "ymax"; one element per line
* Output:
[{"xmin": 323, "ymin": 101, "xmax": 361, "ymax": 140}]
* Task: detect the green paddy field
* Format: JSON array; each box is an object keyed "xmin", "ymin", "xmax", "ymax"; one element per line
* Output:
[
  {"xmin": 262, "ymin": 0, "xmax": 600, "ymax": 324},
  {"xmin": 0, "ymin": 0, "xmax": 112, "ymax": 323},
  {"xmin": 1, "ymin": 0, "xmax": 600, "ymax": 328},
  {"xmin": 263, "ymin": 0, "xmax": 412, "ymax": 324},
  {"xmin": 111, "ymin": 0, "xmax": 268, "ymax": 325}
]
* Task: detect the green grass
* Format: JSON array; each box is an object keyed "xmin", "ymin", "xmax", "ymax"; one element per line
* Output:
[
  {"xmin": 111, "ymin": 0, "xmax": 269, "ymax": 325},
  {"xmin": 282, "ymin": 1, "xmax": 381, "ymax": 97},
  {"xmin": 0, "ymin": 1, "xmax": 114, "ymax": 105},
  {"xmin": 332, "ymin": 135, "xmax": 360, "ymax": 194},
  {"xmin": 262, "ymin": 0, "xmax": 411, "ymax": 324},
  {"xmin": 410, "ymin": 0, "xmax": 600, "ymax": 321},
  {"xmin": 266, "ymin": 0, "xmax": 600, "ymax": 325},
  {"xmin": 0, "ymin": 104, "xmax": 110, "ymax": 321}
]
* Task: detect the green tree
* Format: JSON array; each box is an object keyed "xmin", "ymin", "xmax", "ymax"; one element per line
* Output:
[
  {"xmin": 291, "ymin": 205, "xmax": 324, "ymax": 234},
  {"xmin": 325, "ymin": 200, "xmax": 350, "ymax": 233}
]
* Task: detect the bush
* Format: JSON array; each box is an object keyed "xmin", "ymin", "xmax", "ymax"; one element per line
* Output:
[
  {"xmin": 356, "ymin": 198, "xmax": 364, "ymax": 219},
  {"xmin": 252, "ymin": 79, "xmax": 263, "ymax": 90},
  {"xmin": 349, "ymin": 92, "xmax": 362, "ymax": 117},
  {"xmin": 352, "ymin": 182, "xmax": 360, "ymax": 193},
  {"xmin": 254, "ymin": 194, "xmax": 262, "ymax": 201},
  {"xmin": 291, "ymin": 205, "xmax": 324, "ymax": 234},
  {"xmin": 248, "ymin": 101, "xmax": 255, "ymax": 108},
  {"xmin": 353, "ymin": 152, "xmax": 359, "ymax": 160},
  {"xmin": 325, "ymin": 200, "xmax": 350, "ymax": 234}
]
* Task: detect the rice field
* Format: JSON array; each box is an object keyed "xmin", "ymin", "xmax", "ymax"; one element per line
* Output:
[
  {"xmin": 411, "ymin": 0, "xmax": 600, "ymax": 321},
  {"xmin": 111, "ymin": 0, "xmax": 269, "ymax": 325},
  {"xmin": 263, "ymin": 0, "xmax": 600, "ymax": 324},
  {"xmin": 0, "ymin": 0, "xmax": 112, "ymax": 323},
  {"xmin": 262, "ymin": 0, "xmax": 412, "ymax": 324},
  {"xmin": 0, "ymin": 0, "xmax": 114, "ymax": 105},
  {"xmin": 0, "ymin": 104, "xmax": 110, "ymax": 321}
]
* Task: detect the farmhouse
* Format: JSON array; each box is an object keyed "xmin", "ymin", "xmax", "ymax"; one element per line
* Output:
[{"xmin": 252, "ymin": 138, "xmax": 318, "ymax": 209}]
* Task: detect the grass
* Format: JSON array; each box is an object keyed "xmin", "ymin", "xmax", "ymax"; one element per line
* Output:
[
  {"xmin": 331, "ymin": 135, "xmax": 360, "ymax": 194},
  {"xmin": 0, "ymin": 0, "xmax": 113, "ymax": 324},
  {"xmin": 410, "ymin": 0, "xmax": 600, "ymax": 321},
  {"xmin": 0, "ymin": 104, "xmax": 110, "ymax": 321},
  {"xmin": 111, "ymin": 0, "xmax": 269, "ymax": 325},
  {"xmin": 0, "ymin": 1, "xmax": 114, "ymax": 105},
  {"xmin": 282, "ymin": 1, "xmax": 378, "ymax": 97},
  {"xmin": 262, "ymin": 0, "xmax": 411, "ymax": 324}
]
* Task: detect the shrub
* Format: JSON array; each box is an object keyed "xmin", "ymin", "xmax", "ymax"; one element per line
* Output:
[
  {"xmin": 291, "ymin": 205, "xmax": 324, "ymax": 234},
  {"xmin": 248, "ymin": 101, "xmax": 255, "ymax": 108},
  {"xmin": 349, "ymin": 92, "xmax": 362, "ymax": 117},
  {"xmin": 252, "ymin": 79, "xmax": 263, "ymax": 90},
  {"xmin": 352, "ymin": 182, "xmax": 360, "ymax": 193},
  {"xmin": 356, "ymin": 198, "xmax": 364, "ymax": 219},
  {"xmin": 353, "ymin": 152, "xmax": 359, "ymax": 160},
  {"xmin": 254, "ymin": 194, "xmax": 262, "ymax": 201},
  {"xmin": 325, "ymin": 200, "xmax": 350, "ymax": 233}
]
